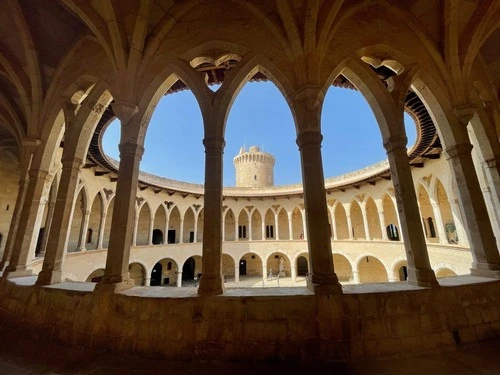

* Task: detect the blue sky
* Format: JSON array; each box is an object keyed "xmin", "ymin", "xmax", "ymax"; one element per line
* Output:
[{"xmin": 102, "ymin": 82, "xmax": 416, "ymax": 186}]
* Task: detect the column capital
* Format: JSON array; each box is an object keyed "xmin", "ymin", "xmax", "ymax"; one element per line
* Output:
[
  {"xmin": 119, "ymin": 141, "xmax": 144, "ymax": 159},
  {"xmin": 203, "ymin": 136, "xmax": 225, "ymax": 151},
  {"xmin": 61, "ymin": 157, "xmax": 83, "ymax": 171},
  {"xmin": 481, "ymin": 156, "xmax": 499, "ymax": 169},
  {"xmin": 443, "ymin": 143, "xmax": 473, "ymax": 160},
  {"xmin": 383, "ymin": 136, "xmax": 408, "ymax": 153},
  {"xmin": 27, "ymin": 169, "xmax": 49, "ymax": 181},
  {"xmin": 112, "ymin": 101, "xmax": 139, "ymax": 122},
  {"xmin": 295, "ymin": 85, "xmax": 323, "ymax": 109},
  {"xmin": 296, "ymin": 130, "xmax": 323, "ymax": 148},
  {"xmin": 451, "ymin": 104, "xmax": 477, "ymax": 126}
]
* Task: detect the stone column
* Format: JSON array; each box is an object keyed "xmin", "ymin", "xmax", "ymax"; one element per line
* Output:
[
  {"xmin": 262, "ymin": 263, "xmax": 267, "ymax": 282},
  {"xmin": 329, "ymin": 207, "xmax": 336, "ymax": 240},
  {"xmin": 95, "ymin": 133, "xmax": 145, "ymax": 292},
  {"xmin": 221, "ymin": 216, "xmax": 225, "ymax": 242},
  {"xmin": 346, "ymin": 213, "xmax": 354, "ymax": 240},
  {"xmin": 198, "ymin": 137, "xmax": 224, "ymax": 295},
  {"xmin": 179, "ymin": 219, "xmax": 184, "ymax": 243},
  {"xmin": 164, "ymin": 215, "xmax": 169, "ymax": 244},
  {"xmin": 132, "ymin": 215, "xmax": 139, "ymax": 246},
  {"xmin": 430, "ymin": 202, "xmax": 447, "ymax": 244},
  {"xmin": 352, "ymin": 270, "xmax": 360, "ymax": 284},
  {"xmin": 481, "ymin": 157, "xmax": 500, "ymax": 248},
  {"xmin": 234, "ymin": 219, "xmax": 238, "ymax": 242},
  {"xmin": 4, "ymin": 169, "xmax": 50, "ymax": 278},
  {"xmin": 444, "ymin": 143, "xmax": 500, "ymax": 276},
  {"xmin": 193, "ymin": 213, "xmax": 198, "ymax": 243},
  {"xmin": 287, "ymin": 211, "xmax": 293, "ymax": 240},
  {"xmin": 148, "ymin": 216, "xmax": 154, "ymax": 245},
  {"xmin": 261, "ymin": 220, "xmax": 265, "ymax": 240},
  {"xmin": 378, "ymin": 210, "xmax": 388, "ymax": 240},
  {"xmin": 291, "ymin": 263, "xmax": 297, "ymax": 282},
  {"xmin": 248, "ymin": 213, "xmax": 253, "ymax": 241},
  {"xmin": 297, "ymin": 131, "xmax": 341, "ymax": 294},
  {"xmin": 234, "ymin": 265, "xmax": 240, "ymax": 283},
  {"xmin": 77, "ymin": 209, "xmax": 91, "ymax": 251},
  {"xmin": 274, "ymin": 213, "xmax": 280, "ymax": 240},
  {"xmin": 361, "ymin": 206, "xmax": 371, "ymax": 240},
  {"xmin": 0, "ymin": 139, "xmax": 39, "ymax": 271},
  {"xmin": 37, "ymin": 157, "xmax": 84, "ymax": 285},
  {"xmin": 38, "ymin": 200, "xmax": 56, "ymax": 257},
  {"xmin": 97, "ymin": 213, "xmax": 106, "ymax": 249},
  {"xmin": 176, "ymin": 271, "xmax": 182, "ymax": 287},
  {"xmin": 144, "ymin": 276, "xmax": 151, "ymax": 286},
  {"xmin": 384, "ymin": 136, "xmax": 437, "ymax": 287},
  {"xmin": 448, "ymin": 198, "xmax": 468, "ymax": 245}
]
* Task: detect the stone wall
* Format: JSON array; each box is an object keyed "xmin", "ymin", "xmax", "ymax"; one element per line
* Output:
[{"xmin": 0, "ymin": 278, "xmax": 498, "ymax": 362}]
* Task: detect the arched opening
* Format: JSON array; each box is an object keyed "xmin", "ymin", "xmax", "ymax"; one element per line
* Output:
[
  {"xmin": 87, "ymin": 192, "xmax": 103, "ymax": 250},
  {"xmin": 237, "ymin": 209, "xmax": 249, "ymax": 240},
  {"xmin": 418, "ymin": 185, "xmax": 437, "ymax": 242},
  {"xmin": 224, "ymin": 209, "xmax": 235, "ymax": 241},
  {"xmin": 436, "ymin": 179, "xmax": 457, "ymax": 244},
  {"xmin": 151, "ymin": 258, "xmax": 178, "ymax": 286},
  {"xmin": 183, "ymin": 208, "xmax": 195, "ymax": 243},
  {"xmin": 152, "ymin": 229, "xmax": 163, "ymax": 245},
  {"xmin": 136, "ymin": 203, "xmax": 151, "ymax": 246},
  {"xmin": 86, "ymin": 229, "xmax": 93, "ymax": 244},
  {"xmin": 196, "ymin": 208, "xmax": 204, "ymax": 242},
  {"xmin": 334, "ymin": 204, "xmax": 349, "ymax": 240},
  {"xmin": 167, "ymin": 206, "xmax": 180, "ymax": 244},
  {"xmin": 333, "ymin": 254, "xmax": 353, "ymax": 282},
  {"xmin": 266, "ymin": 252, "xmax": 291, "ymax": 278},
  {"xmin": 86, "ymin": 268, "xmax": 105, "ymax": 282},
  {"xmin": 358, "ymin": 256, "xmax": 388, "ymax": 283},
  {"xmin": 296, "ymin": 255, "xmax": 309, "ymax": 276},
  {"xmin": 350, "ymin": 201, "xmax": 365, "ymax": 239},
  {"xmin": 150, "ymin": 263, "xmax": 163, "ymax": 286},
  {"xmin": 67, "ymin": 188, "xmax": 85, "ymax": 252},
  {"xmin": 251, "ymin": 210, "xmax": 262, "ymax": 240},
  {"xmin": 264, "ymin": 209, "xmax": 275, "ymax": 239},
  {"xmin": 291, "ymin": 207, "xmax": 303, "ymax": 239},
  {"xmin": 366, "ymin": 197, "xmax": 381, "ymax": 239},
  {"xmin": 153, "ymin": 205, "xmax": 167, "ymax": 244},
  {"xmin": 222, "ymin": 254, "xmax": 235, "ymax": 282},
  {"xmin": 277, "ymin": 208, "xmax": 289, "ymax": 240},
  {"xmin": 394, "ymin": 260, "xmax": 409, "ymax": 281},
  {"xmin": 240, "ymin": 253, "xmax": 263, "ymax": 278},
  {"xmin": 182, "ymin": 256, "xmax": 202, "ymax": 284},
  {"xmin": 129, "ymin": 262, "xmax": 146, "ymax": 286},
  {"xmin": 436, "ymin": 268, "xmax": 457, "ymax": 278},
  {"xmin": 386, "ymin": 224, "xmax": 400, "ymax": 241}
]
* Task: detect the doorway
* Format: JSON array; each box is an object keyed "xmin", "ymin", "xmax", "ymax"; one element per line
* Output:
[
  {"xmin": 150, "ymin": 263, "xmax": 162, "ymax": 286},
  {"xmin": 297, "ymin": 256, "xmax": 308, "ymax": 276},
  {"xmin": 152, "ymin": 229, "xmax": 163, "ymax": 245},
  {"xmin": 167, "ymin": 229, "xmax": 176, "ymax": 244},
  {"xmin": 182, "ymin": 257, "xmax": 195, "ymax": 280},
  {"xmin": 239, "ymin": 259, "xmax": 247, "ymax": 276}
]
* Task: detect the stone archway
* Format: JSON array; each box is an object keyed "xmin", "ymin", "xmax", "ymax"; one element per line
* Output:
[{"xmin": 358, "ymin": 256, "xmax": 388, "ymax": 283}]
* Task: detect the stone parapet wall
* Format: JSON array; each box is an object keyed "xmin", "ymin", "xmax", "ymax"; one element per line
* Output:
[{"xmin": 0, "ymin": 278, "xmax": 498, "ymax": 362}]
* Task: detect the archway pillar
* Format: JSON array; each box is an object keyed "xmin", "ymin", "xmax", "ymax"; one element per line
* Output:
[
  {"xmin": 346, "ymin": 213, "xmax": 353, "ymax": 239},
  {"xmin": 0, "ymin": 138, "xmax": 40, "ymax": 270},
  {"xmin": 234, "ymin": 265, "xmax": 239, "ymax": 283},
  {"xmin": 300, "ymin": 209, "xmax": 307, "ymax": 240},
  {"xmin": 144, "ymin": 276, "xmax": 151, "ymax": 286},
  {"xmin": 4, "ymin": 168, "xmax": 51, "ymax": 278},
  {"xmin": 480, "ymin": 156, "xmax": 500, "ymax": 248},
  {"xmin": 38, "ymin": 200, "xmax": 56, "ymax": 257},
  {"xmin": 95, "ymin": 101, "xmax": 144, "ymax": 292},
  {"xmin": 132, "ymin": 215, "xmax": 139, "ymax": 246},
  {"xmin": 296, "ymin": 130, "xmax": 341, "ymax": 295},
  {"xmin": 361, "ymin": 207, "xmax": 371, "ymax": 240},
  {"xmin": 287, "ymin": 211, "xmax": 293, "ymax": 240},
  {"xmin": 148, "ymin": 215, "xmax": 154, "ymax": 246},
  {"xmin": 274, "ymin": 213, "xmax": 280, "ymax": 240},
  {"xmin": 291, "ymin": 263, "xmax": 297, "ymax": 282},
  {"xmin": 37, "ymin": 157, "xmax": 84, "ymax": 285},
  {"xmin": 176, "ymin": 271, "xmax": 182, "ymax": 287},
  {"xmin": 448, "ymin": 198, "xmax": 468, "ymax": 245},
  {"xmin": 375, "ymin": 199, "xmax": 388, "ymax": 240},
  {"xmin": 261, "ymin": 219, "xmax": 265, "ymax": 240},
  {"xmin": 179, "ymin": 218, "xmax": 184, "ymax": 243},
  {"xmin": 384, "ymin": 137, "xmax": 437, "ymax": 287},
  {"xmin": 97, "ymin": 213, "xmax": 106, "ymax": 249},
  {"xmin": 77, "ymin": 209, "xmax": 91, "ymax": 251},
  {"xmin": 198, "ymin": 136, "xmax": 224, "ymax": 296},
  {"xmin": 193, "ymin": 213, "xmax": 198, "ymax": 243},
  {"xmin": 444, "ymin": 142, "xmax": 500, "ymax": 277}
]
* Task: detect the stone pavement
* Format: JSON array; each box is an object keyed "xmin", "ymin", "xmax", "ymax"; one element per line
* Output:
[{"xmin": 0, "ymin": 323, "xmax": 498, "ymax": 375}]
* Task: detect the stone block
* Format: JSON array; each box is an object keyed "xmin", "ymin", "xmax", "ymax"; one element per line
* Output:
[
  {"xmin": 465, "ymin": 306, "xmax": 483, "ymax": 325},
  {"xmin": 475, "ymin": 323, "xmax": 498, "ymax": 341}
]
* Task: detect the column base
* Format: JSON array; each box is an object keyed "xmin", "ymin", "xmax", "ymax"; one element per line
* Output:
[
  {"xmin": 407, "ymin": 267, "xmax": 439, "ymax": 288},
  {"xmin": 94, "ymin": 275, "xmax": 135, "ymax": 293},
  {"xmin": 306, "ymin": 274, "xmax": 343, "ymax": 295},
  {"xmin": 36, "ymin": 269, "xmax": 62, "ymax": 285},
  {"xmin": 0, "ymin": 261, "xmax": 8, "ymax": 272},
  {"xmin": 3, "ymin": 266, "xmax": 33, "ymax": 279},
  {"xmin": 198, "ymin": 274, "xmax": 224, "ymax": 296}
]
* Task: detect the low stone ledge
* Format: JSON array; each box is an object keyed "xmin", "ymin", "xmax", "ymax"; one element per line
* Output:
[{"xmin": 0, "ymin": 277, "xmax": 498, "ymax": 362}]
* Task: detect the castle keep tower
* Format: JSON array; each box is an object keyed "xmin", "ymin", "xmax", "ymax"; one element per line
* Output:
[{"xmin": 233, "ymin": 146, "xmax": 275, "ymax": 188}]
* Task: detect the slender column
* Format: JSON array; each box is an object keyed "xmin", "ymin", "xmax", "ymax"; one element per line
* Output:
[
  {"xmin": 481, "ymin": 157, "xmax": 500, "ymax": 248},
  {"xmin": 97, "ymin": 213, "xmax": 106, "ymax": 249},
  {"xmin": 176, "ymin": 271, "xmax": 182, "ymax": 287},
  {"xmin": 164, "ymin": 214, "xmax": 169, "ymax": 244},
  {"xmin": 193, "ymin": 214, "xmax": 198, "ymax": 243},
  {"xmin": 378, "ymin": 210, "xmax": 388, "ymax": 240},
  {"xmin": 291, "ymin": 263, "xmax": 297, "ymax": 282},
  {"xmin": 449, "ymin": 198, "xmax": 468, "ymax": 245},
  {"xmin": 274, "ymin": 213, "xmax": 280, "ymax": 240},
  {"xmin": 300, "ymin": 210, "xmax": 308, "ymax": 240},
  {"xmin": 198, "ymin": 137, "xmax": 224, "ymax": 295},
  {"xmin": 287, "ymin": 211, "xmax": 293, "ymax": 240},
  {"xmin": 221, "ymin": 215, "xmax": 225, "ymax": 241},
  {"xmin": 234, "ymin": 265, "xmax": 239, "ymax": 283},
  {"xmin": 444, "ymin": 143, "xmax": 500, "ymax": 276},
  {"xmin": 132, "ymin": 215, "xmax": 139, "ymax": 246},
  {"xmin": 261, "ymin": 219, "xmax": 265, "ymax": 240},
  {"xmin": 37, "ymin": 158, "xmax": 83, "ymax": 285},
  {"xmin": 234, "ymin": 219, "xmax": 238, "ymax": 242},
  {"xmin": 148, "ymin": 216, "xmax": 154, "ymax": 245},
  {"xmin": 329, "ymin": 207, "xmax": 336, "ymax": 240},
  {"xmin": 144, "ymin": 276, "xmax": 151, "ymax": 286},
  {"xmin": 95, "ymin": 134, "xmax": 145, "ymax": 292},
  {"xmin": 77, "ymin": 210, "xmax": 91, "ymax": 251},
  {"xmin": 361, "ymin": 206, "xmax": 371, "ymax": 240},
  {"xmin": 352, "ymin": 270, "xmax": 360, "ymax": 284},
  {"xmin": 179, "ymin": 219, "xmax": 184, "ymax": 243},
  {"xmin": 297, "ymin": 131, "xmax": 341, "ymax": 294},
  {"xmin": 248, "ymin": 213, "xmax": 253, "ymax": 241},
  {"xmin": 384, "ymin": 137, "xmax": 437, "ymax": 287},
  {"xmin": 4, "ymin": 169, "xmax": 50, "ymax": 278},
  {"xmin": 430, "ymin": 202, "xmax": 447, "ymax": 244},
  {"xmin": 38, "ymin": 200, "xmax": 56, "ymax": 257},
  {"xmin": 346, "ymin": 213, "xmax": 354, "ymax": 240},
  {"xmin": 262, "ymin": 264, "xmax": 267, "ymax": 282}
]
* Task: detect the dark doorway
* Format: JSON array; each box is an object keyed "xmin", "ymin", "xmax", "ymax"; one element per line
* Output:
[
  {"xmin": 182, "ymin": 257, "xmax": 195, "ymax": 280},
  {"xmin": 152, "ymin": 229, "xmax": 163, "ymax": 245},
  {"xmin": 150, "ymin": 263, "xmax": 162, "ymax": 286},
  {"xmin": 297, "ymin": 256, "xmax": 308, "ymax": 276},
  {"xmin": 35, "ymin": 228, "xmax": 44, "ymax": 256},
  {"xmin": 239, "ymin": 259, "xmax": 247, "ymax": 276},
  {"xmin": 398, "ymin": 266, "xmax": 408, "ymax": 281},
  {"xmin": 189, "ymin": 231, "xmax": 194, "ymax": 243},
  {"xmin": 167, "ymin": 229, "xmax": 176, "ymax": 244}
]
